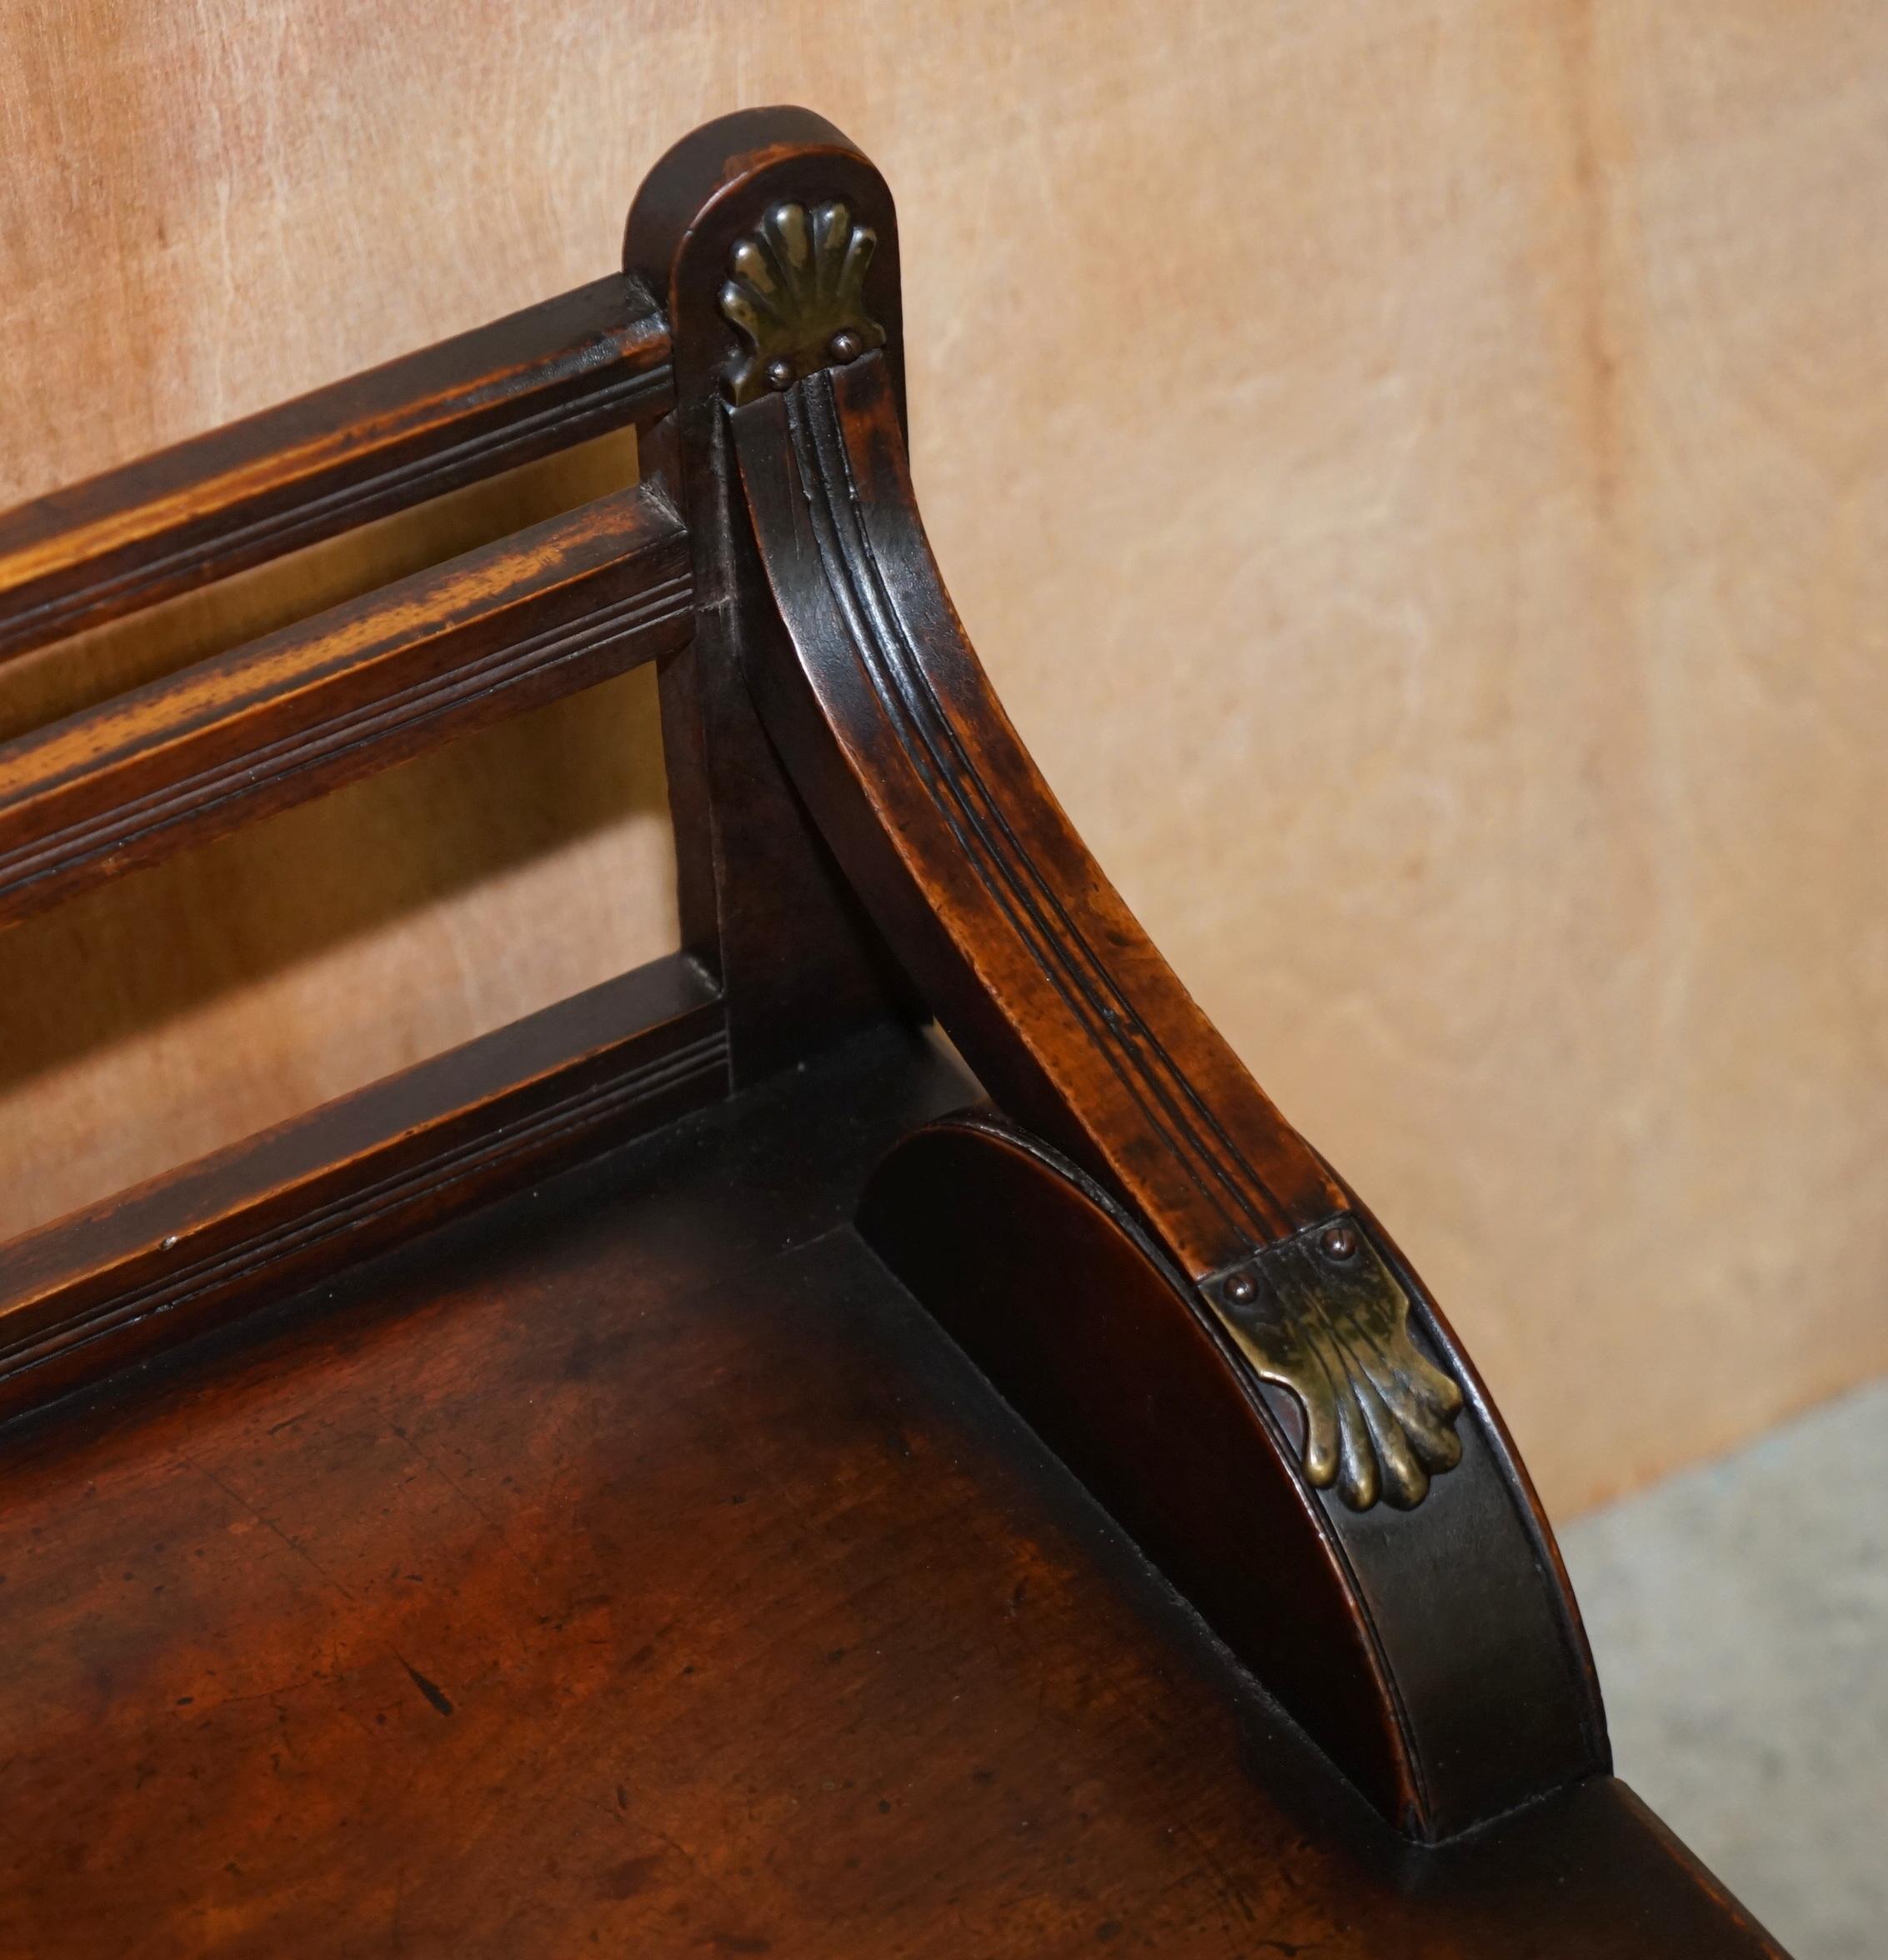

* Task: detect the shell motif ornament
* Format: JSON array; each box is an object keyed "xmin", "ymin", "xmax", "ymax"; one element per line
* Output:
[
  {"xmin": 1209, "ymin": 1217, "xmax": 1465, "ymax": 1512},
  {"xmin": 719, "ymin": 201, "xmax": 886, "ymax": 405}
]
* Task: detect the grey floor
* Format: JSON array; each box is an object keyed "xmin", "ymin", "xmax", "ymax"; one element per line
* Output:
[{"xmin": 1560, "ymin": 1377, "xmax": 1888, "ymax": 1960}]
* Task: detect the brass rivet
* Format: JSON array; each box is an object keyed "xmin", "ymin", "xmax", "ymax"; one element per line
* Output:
[
  {"xmin": 1320, "ymin": 1223, "xmax": 1358, "ymax": 1261},
  {"xmin": 765, "ymin": 358, "xmax": 796, "ymax": 391},
  {"xmin": 828, "ymin": 328, "xmax": 864, "ymax": 363},
  {"xmin": 1223, "ymin": 1272, "xmax": 1257, "ymax": 1306}
]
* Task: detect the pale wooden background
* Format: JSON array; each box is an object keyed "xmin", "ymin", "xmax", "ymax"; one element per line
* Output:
[{"xmin": 2, "ymin": 1, "xmax": 1884, "ymax": 1517}]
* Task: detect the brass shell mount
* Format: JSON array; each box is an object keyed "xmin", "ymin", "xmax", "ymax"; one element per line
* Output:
[
  {"xmin": 719, "ymin": 201, "xmax": 887, "ymax": 405},
  {"xmin": 1205, "ymin": 1214, "xmax": 1465, "ymax": 1512}
]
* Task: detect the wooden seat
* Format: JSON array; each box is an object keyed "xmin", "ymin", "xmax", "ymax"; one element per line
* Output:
[{"xmin": 0, "ymin": 108, "xmax": 1787, "ymax": 1956}]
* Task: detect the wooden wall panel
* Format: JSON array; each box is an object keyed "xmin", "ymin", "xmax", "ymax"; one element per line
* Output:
[{"xmin": 2, "ymin": 0, "xmax": 1884, "ymax": 1512}]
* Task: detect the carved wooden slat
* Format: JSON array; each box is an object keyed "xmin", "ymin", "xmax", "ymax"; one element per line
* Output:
[
  {"xmin": 0, "ymin": 275, "xmax": 674, "ymax": 664},
  {"xmin": 0, "ymin": 481, "xmax": 692, "ymax": 928},
  {"xmin": 0, "ymin": 954, "xmax": 726, "ymax": 1422}
]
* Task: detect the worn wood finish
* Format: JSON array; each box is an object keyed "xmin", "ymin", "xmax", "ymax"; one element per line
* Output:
[
  {"xmin": 734, "ymin": 354, "xmax": 1334, "ymax": 1282},
  {"xmin": 861, "ymin": 1110, "xmax": 1602, "ymax": 1838},
  {"xmin": 627, "ymin": 111, "xmax": 916, "ymax": 1083},
  {"xmin": 0, "ymin": 1031, "xmax": 1780, "ymax": 1958},
  {"xmin": 0, "ymin": 482, "xmax": 690, "ymax": 928},
  {"xmin": 0, "ymin": 662, "xmax": 677, "ymax": 1243},
  {"xmin": 719, "ymin": 319, "xmax": 1597, "ymax": 1834},
  {"xmin": 0, "ymin": 954, "xmax": 723, "ymax": 1423},
  {"xmin": 0, "ymin": 277, "xmax": 672, "ymax": 665},
  {"xmin": 7, "ymin": 6, "xmax": 1885, "ymax": 1513},
  {"xmin": 0, "ymin": 427, "xmax": 645, "ymax": 745},
  {"xmin": 0, "ymin": 96, "xmax": 1791, "ymax": 1948}
]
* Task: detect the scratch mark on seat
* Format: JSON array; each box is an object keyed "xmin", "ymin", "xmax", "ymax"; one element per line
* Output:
[
  {"xmin": 398, "ymin": 1656, "xmax": 454, "ymax": 1718},
  {"xmin": 391, "ymin": 1428, "xmax": 548, "ymax": 1587},
  {"xmin": 178, "ymin": 1452, "xmax": 355, "ymax": 1599}
]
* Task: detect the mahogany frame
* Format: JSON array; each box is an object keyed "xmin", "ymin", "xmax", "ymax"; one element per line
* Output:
[{"xmin": 0, "ymin": 106, "xmax": 1615, "ymax": 1851}]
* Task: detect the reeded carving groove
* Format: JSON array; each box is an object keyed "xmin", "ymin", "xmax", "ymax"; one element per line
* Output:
[
  {"xmin": 741, "ymin": 364, "xmax": 1469, "ymax": 1513},
  {"xmin": 719, "ymin": 202, "xmax": 885, "ymax": 403},
  {"xmin": 770, "ymin": 372, "xmax": 1300, "ymax": 1246},
  {"xmin": 0, "ymin": 572, "xmax": 694, "ymax": 916},
  {"xmin": 0, "ymin": 1026, "xmax": 730, "ymax": 1388},
  {"xmin": 1209, "ymin": 1218, "xmax": 1465, "ymax": 1511},
  {"xmin": 17, "ymin": 361, "xmax": 676, "ymax": 641}
]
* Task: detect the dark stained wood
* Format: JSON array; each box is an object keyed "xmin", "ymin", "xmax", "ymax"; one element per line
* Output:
[
  {"xmin": 0, "ymin": 276, "xmax": 673, "ymax": 664},
  {"xmin": 0, "ymin": 104, "xmax": 1786, "ymax": 1949},
  {"xmin": 0, "ymin": 482, "xmax": 691, "ymax": 928},
  {"xmin": 732, "ymin": 353, "xmax": 1338, "ymax": 1282},
  {"xmin": 725, "ymin": 346, "xmax": 1600, "ymax": 1835},
  {"xmin": 0, "ymin": 955, "xmax": 724, "ymax": 1423},
  {"xmin": 0, "ymin": 1031, "xmax": 1780, "ymax": 1958},
  {"xmin": 861, "ymin": 1110, "xmax": 1602, "ymax": 1838},
  {"xmin": 626, "ymin": 110, "xmax": 917, "ymax": 1084}
]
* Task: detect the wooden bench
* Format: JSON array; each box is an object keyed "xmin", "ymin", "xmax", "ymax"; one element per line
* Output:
[{"xmin": 0, "ymin": 108, "xmax": 1785, "ymax": 1957}]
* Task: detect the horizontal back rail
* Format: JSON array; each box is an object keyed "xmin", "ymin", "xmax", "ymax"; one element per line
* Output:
[
  {"xmin": 0, "ymin": 480, "xmax": 692, "ymax": 928},
  {"xmin": 0, "ymin": 953, "xmax": 726, "ymax": 1423},
  {"xmin": 0, "ymin": 274, "xmax": 674, "ymax": 664}
]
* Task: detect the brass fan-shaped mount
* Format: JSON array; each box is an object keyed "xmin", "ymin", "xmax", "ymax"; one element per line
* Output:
[{"xmin": 719, "ymin": 201, "xmax": 886, "ymax": 405}]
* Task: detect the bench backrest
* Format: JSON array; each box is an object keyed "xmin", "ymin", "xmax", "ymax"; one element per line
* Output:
[{"xmin": 0, "ymin": 114, "xmax": 905, "ymax": 1424}]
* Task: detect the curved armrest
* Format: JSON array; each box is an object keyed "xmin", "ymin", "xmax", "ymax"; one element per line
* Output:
[
  {"xmin": 628, "ymin": 108, "xmax": 1605, "ymax": 1843},
  {"xmin": 734, "ymin": 355, "xmax": 1464, "ymax": 1511}
]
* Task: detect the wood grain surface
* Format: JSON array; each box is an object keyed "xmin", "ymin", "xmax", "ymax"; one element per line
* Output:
[
  {"xmin": 2, "ymin": 1, "xmax": 1884, "ymax": 1512},
  {"xmin": 0, "ymin": 483, "xmax": 691, "ymax": 925},
  {"xmin": 0, "ymin": 276, "xmax": 669, "ymax": 661},
  {"xmin": 0, "ymin": 1030, "xmax": 1781, "ymax": 1958},
  {"xmin": 0, "ymin": 955, "xmax": 725, "ymax": 1421}
]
